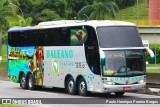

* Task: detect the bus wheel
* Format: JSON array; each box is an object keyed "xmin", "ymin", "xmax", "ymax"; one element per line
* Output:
[
  {"xmin": 67, "ymin": 77, "xmax": 76, "ymax": 95},
  {"xmin": 28, "ymin": 74, "xmax": 34, "ymax": 90},
  {"xmin": 20, "ymin": 74, "xmax": 27, "ymax": 89},
  {"xmin": 105, "ymin": 93, "xmax": 111, "ymax": 96},
  {"xmin": 115, "ymin": 92, "xmax": 125, "ymax": 96},
  {"xmin": 78, "ymin": 78, "xmax": 88, "ymax": 96}
]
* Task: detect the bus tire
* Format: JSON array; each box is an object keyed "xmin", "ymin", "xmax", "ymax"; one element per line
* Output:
[
  {"xmin": 78, "ymin": 78, "xmax": 88, "ymax": 96},
  {"xmin": 115, "ymin": 92, "xmax": 125, "ymax": 96},
  {"xmin": 20, "ymin": 74, "xmax": 27, "ymax": 89},
  {"xmin": 28, "ymin": 74, "xmax": 35, "ymax": 90},
  {"xmin": 104, "ymin": 93, "xmax": 111, "ymax": 96},
  {"xmin": 66, "ymin": 77, "xmax": 76, "ymax": 95}
]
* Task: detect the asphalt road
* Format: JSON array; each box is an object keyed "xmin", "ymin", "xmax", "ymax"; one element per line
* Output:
[{"xmin": 0, "ymin": 80, "xmax": 160, "ymax": 107}]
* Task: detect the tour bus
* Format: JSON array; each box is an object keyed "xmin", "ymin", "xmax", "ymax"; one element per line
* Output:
[{"xmin": 8, "ymin": 20, "xmax": 146, "ymax": 96}]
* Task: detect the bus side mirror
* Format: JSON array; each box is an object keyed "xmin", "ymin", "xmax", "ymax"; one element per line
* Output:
[
  {"xmin": 100, "ymin": 50, "xmax": 105, "ymax": 66},
  {"xmin": 146, "ymin": 48, "xmax": 155, "ymax": 64}
]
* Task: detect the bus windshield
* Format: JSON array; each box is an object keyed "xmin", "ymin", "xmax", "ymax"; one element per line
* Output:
[
  {"xmin": 97, "ymin": 26, "xmax": 143, "ymax": 48},
  {"xmin": 103, "ymin": 50, "xmax": 145, "ymax": 76}
]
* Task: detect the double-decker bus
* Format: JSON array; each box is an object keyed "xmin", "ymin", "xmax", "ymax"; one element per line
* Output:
[{"xmin": 8, "ymin": 20, "xmax": 146, "ymax": 96}]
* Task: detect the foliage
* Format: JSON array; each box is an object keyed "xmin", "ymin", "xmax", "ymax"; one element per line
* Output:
[
  {"xmin": 35, "ymin": 9, "xmax": 62, "ymax": 23},
  {"xmin": 18, "ymin": 0, "xmax": 33, "ymax": 17},
  {"xmin": 114, "ymin": 0, "xmax": 148, "ymax": 20},
  {"xmin": 18, "ymin": 0, "xmax": 93, "ymax": 23},
  {"xmin": 115, "ymin": 0, "xmax": 136, "ymax": 9},
  {"xmin": 18, "ymin": 0, "xmax": 68, "ymax": 24},
  {"xmin": 1, "ymin": 44, "xmax": 7, "ymax": 62},
  {"xmin": 8, "ymin": 15, "xmax": 33, "ymax": 27},
  {"xmin": 18, "ymin": 16, "xmax": 33, "ymax": 27},
  {"xmin": 146, "ymin": 44, "xmax": 160, "ymax": 64},
  {"xmin": 2, "ymin": 33, "xmax": 7, "ymax": 44},
  {"xmin": 0, "ymin": 0, "xmax": 20, "ymax": 56},
  {"xmin": 16, "ymin": 0, "xmax": 144, "ymax": 23},
  {"xmin": 0, "ymin": 0, "xmax": 18, "ymax": 29},
  {"xmin": 0, "ymin": 45, "xmax": 7, "ymax": 72},
  {"xmin": 78, "ymin": 0, "xmax": 119, "ymax": 20},
  {"xmin": 0, "ymin": 62, "xmax": 7, "ymax": 71},
  {"xmin": 66, "ymin": 0, "xmax": 93, "ymax": 19}
]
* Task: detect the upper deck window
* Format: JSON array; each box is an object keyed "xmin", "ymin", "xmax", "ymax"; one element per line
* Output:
[
  {"xmin": 97, "ymin": 26, "xmax": 143, "ymax": 48},
  {"xmin": 8, "ymin": 26, "xmax": 91, "ymax": 47}
]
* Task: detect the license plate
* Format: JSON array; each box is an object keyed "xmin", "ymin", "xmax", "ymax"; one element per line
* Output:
[{"xmin": 123, "ymin": 87, "xmax": 131, "ymax": 91}]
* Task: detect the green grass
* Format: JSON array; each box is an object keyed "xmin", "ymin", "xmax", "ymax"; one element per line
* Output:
[
  {"xmin": 146, "ymin": 69, "xmax": 160, "ymax": 73},
  {"xmin": 146, "ymin": 64, "xmax": 160, "ymax": 67},
  {"xmin": 145, "ymin": 63, "xmax": 160, "ymax": 73},
  {"xmin": 1, "ymin": 44, "xmax": 7, "ymax": 62},
  {"xmin": 106, "ymin": 0, "xmax": 148, "ymax": 23},
  {"xmin": 0, "ymin": 44, "xmax": 7, "ymax": 72},
  {"xmin": 116, "ymin": 0, "xmax": 148, "ymax": 20},
  {"xmin": 0, "ymin": 104, "xmax": 25, "ymax": 107},
  {"xmin": 0, "ymin": 62, "xmax": 7, "ymax": 71}
]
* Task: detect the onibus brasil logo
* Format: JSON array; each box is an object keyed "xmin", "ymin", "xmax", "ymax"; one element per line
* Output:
[{"xmin": 52, "ymin": 60, "xmax": 59, "ymax": 74}]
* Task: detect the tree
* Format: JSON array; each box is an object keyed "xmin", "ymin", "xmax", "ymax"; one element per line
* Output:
[
  {"xmin": 66, "ymin": 0, "xmax": 93, "ymax": 19},
  {"xmin": 19, "ymin": 16, "xmax": 33, "ymax": 27},
  {"xmin": 15, "ymin": 1, "xmax": 64, "ymax": 25},
  {"xmin": 78, "ymin": 0, "xmax": 118, "ymax": 20},
  {"xmin": 115, "ymin": 0, "xmax": 136, "ymax": 9},
  {"xmin": 18, "ymin": 0, "xmax": 33, "ymax": 17},
  {"xmin": 9, "ymin": 15, "xmax": 33, "ymax": 27},
  {"xmin": 0, "ymin": 0, "xmax": 19, "ymax": 56},
  {"xmin": 36, "ymin": 9, "xmax": 62, "ymax": 23}
]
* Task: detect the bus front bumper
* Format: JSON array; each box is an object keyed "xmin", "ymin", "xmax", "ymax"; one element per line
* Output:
[{"xmin": 101, "ymin": 83, "xmax": 146, "ymax": 93}]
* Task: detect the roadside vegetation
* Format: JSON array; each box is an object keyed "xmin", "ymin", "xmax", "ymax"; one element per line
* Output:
[
  {"xmin": 146, "ymin": 64, "xmax": 160, "ymax": 67},
  {"xmin": 0, "ymin": 45, "xmax": 7, "ymax": 71},
  {"xmin": 0, "ymin": 104, "xmax": 25, "ymax": 107},
  {"xmin": 146, "ymin": 69, "xmax": 160, "ymax": 73},
  {"xmin": 115, "ymin": 0, "xmax": 148, "ymax": 20}
]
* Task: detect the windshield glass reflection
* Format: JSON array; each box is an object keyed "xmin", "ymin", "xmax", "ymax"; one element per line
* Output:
[{"xmin": 103, "ymin": 50, "xmax": 145, "ymax": 76}]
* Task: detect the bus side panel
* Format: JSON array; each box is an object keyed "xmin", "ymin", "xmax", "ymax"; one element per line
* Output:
[
  {"xmin": 8, "ymin": 46, "xmax": 44, "ymax": 86},
  {"xmin": 43, "ymin": 46, "xmax": 88, "ymax": 88},
  {"xmin": 43, "ymin": 46, "xmax": 103, "ymax": 91},
  {"xmin": 43, "ymin": 46, "xmax": 84, "ymax": 87}
]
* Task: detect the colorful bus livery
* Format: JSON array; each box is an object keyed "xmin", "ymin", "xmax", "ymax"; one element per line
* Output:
[
  {"xmin": 8, "ymin": 46, "xmax": 44, "ymax": 86},
  {"xmin": 8, "ymin": 20, "xmax": 146, "ymax": 96}
]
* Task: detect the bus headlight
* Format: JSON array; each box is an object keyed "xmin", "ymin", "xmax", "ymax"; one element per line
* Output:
[
  {"xmin": 138, "ymin": 80, "xmax": 145, "ymax": 84},
  {"xmin": 106, "ymin": 81, "xmax": 115, "ymax": 85}
]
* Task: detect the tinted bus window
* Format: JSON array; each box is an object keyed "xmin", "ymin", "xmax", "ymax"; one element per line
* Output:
[
  {"xmin": 8, "ymin": 26, "xmax": 90, "ymax": 47},
  {"xmin": 97, "ymin": 26, "xmax": 143, "ymax": 48}
]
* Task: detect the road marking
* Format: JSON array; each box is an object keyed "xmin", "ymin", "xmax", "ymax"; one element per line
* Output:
[{"xmin": 25, "ymin": 90, "xmax": 59, "ymax": 96}]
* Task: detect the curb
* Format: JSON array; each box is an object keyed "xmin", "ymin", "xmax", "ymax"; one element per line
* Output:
[{"xmin": 149, "ymin": 88, "xmax": 160, "ymax": 95}]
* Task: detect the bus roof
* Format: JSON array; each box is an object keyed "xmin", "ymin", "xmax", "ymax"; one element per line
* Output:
[{"xmin": 8, "ymin": 20, "xmax": 136, "ymax": 32}]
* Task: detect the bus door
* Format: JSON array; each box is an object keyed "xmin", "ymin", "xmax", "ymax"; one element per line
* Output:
[{"xmin": 84, "ymin": 26, "xmax": 101, "ymax": 91}]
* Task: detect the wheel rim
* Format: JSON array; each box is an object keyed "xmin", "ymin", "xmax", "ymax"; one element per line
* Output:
[
  {"xmin": 29, "ymin": 77, "xmax": 32, "ymax": 88},
  {"xmin": 79, "ymin": 81, "xmax": 85, "ymax": 94},
  {"xmin": 68, "ymin": 80, "xmax": 74, "ymax": 92},
  {"xmin": 21, "ymin": 76, "xmax": 25, "ymax": 87}
]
